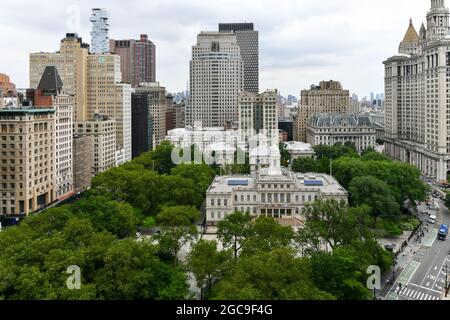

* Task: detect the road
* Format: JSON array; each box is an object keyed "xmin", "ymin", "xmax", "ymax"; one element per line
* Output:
[{"xmin": 385, "ymin": 194, "xmax": 450, "ymax": 300}]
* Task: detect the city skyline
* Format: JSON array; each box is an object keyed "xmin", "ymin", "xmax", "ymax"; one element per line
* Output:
[{"xmin": 0, "ymin": 0, "xmax": 429, "ymax": 97}]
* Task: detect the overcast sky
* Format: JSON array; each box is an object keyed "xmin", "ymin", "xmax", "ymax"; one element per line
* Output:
[{"xmin": 0, "ymin": 0, "xmax": 431, "ymax": 98}]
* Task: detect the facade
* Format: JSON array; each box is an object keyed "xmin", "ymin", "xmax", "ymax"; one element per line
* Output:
[
  {"xmin": 0, "ymin": 108, "xmax": 56, "ymax": 216},
  {"xmin": 30, "ymin": 33, "xmax": 89, "ymax": 121},
  {"xmin": 238, "ymin": 90, "xmax": 278, "ymax": 144},
  {"xmin": 74, "ymin": 117, "xmax": 116, "ymax": 175},
  {"xmin": 219, "ymin": 23, "xmax": 259, "ymax": 93},
  {"xmin": 90, "ymin": 8, "xmax": 110, "ymax": 54},
  {"xmin": 187, "ymin": 32, "xmax": 244, "ymax": 127},
  {"xmin": 205, "ymin": 150, "xmax": 348, "ymax": 227},
  {"xmin": 73, "ymin": 134, "xmax": 93, "ymax": 192},
  {"xmin": 306, "ymin": 113, "xmax": 376, "ymax": 152},
  {"xmin": 284, "ymin": 141, "xmax": 315, "ymax": 160},
  {"xmin": 86, "ymin": 54, "xmax": 132, "ymax": 162},
  {"xmin": 294, "ymin": 81, "xmax": 350, "ymax": 142},
  {"xmin": 165, "ymin": 94, "xmax": 176, "ymax": 134},
  {"xmin": 131, "ymin": 92, "xmax": 152, "ymax": 158},
  {"xmin": 174, "ymin": 102, "xmax": 185, "ymax": 128},
  {"xmin": 110, "ymin": 34, "xmax": 156, "ymax": 87},
  {"xmin": 34, "ymin": 67, "xmax": 74, "ymax": 198},
  {"xmin": 383, "ymin": 0, "xmax": 450, "ymax": 180},
  {"xmin": 135, "ymin": 82, "xmax": 167, "ymax": 149},
  {"xmin": 278, "ymin": 118, "xmax": 294, "ymax": 142}
]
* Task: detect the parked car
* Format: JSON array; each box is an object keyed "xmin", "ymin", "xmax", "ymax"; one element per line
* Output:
[{"xmin": 428, "ymin": 215, "xmax": 437, "ymax": 224}]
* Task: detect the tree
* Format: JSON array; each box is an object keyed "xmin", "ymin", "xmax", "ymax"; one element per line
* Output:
[
  {"xmin": 446, "ymin": 192, "xmax": 450, "ymax": 209},
  {"xmin": 310, "ymin": 239, "xmax": 392, "ymax": 300},
  {"xmin": 188, "ymin": 240, "xmax": 232, "ymax": 297},
  {"xmin": 94, "ymin": 240, "xmax": 189, "ymax": 300},
  {"xmin": 170, "ymin": 164, "xmax": 216, "ymax": 197},
  {"xmin": 73, "ymin": 196, "xmax": 141, "ymax": 239},
  {"xmin": 211, "ymin": 248, "xmax": 335, "ymax": 300},
  {"xmin": 292, "ymin": 157, "xmax": 317, "ymax": 173},
  {"xmin": 241, "ymin": 216, "xmax": 294, "ymax": 256},
  {"xmin": 349, "ymin": 176, "xmax": 400, "ymax": 217},
  {"xmin": 279, "ymin": 143, "xmax": 291, "ymax": 167},
  {"xmin": 303, "ymin": 199, "xmax": 361, "ymax": 250},
  {"xmin": 217, "ymin": 211, "xmax": 253, "ymax": 259},
  {"xmin": 155, "ymin": 206, "xmax": 199, "ymax": 266}
]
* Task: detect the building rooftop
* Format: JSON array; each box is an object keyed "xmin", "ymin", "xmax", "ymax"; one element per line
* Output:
[
  {"xmin": 0, "ymin": 108, "xmax": 55, "ymax": 114},
  {"xmin": 309, "ymin": 113, "xmax": 374, "ymax": 128},
  {"xmin": 207, "ymin": 171, "xmax": 347, "ymax": 196},
  {"xmin": 284, "ymin": 141, "xmax": 314, "ymax": 153}
]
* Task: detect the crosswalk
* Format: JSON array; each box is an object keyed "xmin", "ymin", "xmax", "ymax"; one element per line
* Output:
[{"xmin": 396, "ymin": 286, "xmax": 439, "ymax": 300}]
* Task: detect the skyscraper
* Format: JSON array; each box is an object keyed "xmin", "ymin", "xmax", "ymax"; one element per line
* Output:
[
  {"xmin": 135, "ymin": 82, "xmax": 167, "ymax": 149},
  {"xmin": 384, "ymin": 0, "xmax": 450, "ymax": 180},
  {"xmin": 219, "ymin": 23, "xmax": 259, "ymax": 93},
  {"xmin": 187, "ymin": 31, "xmax": 244, "ymax": 127},
  {"xmin": 110, "ymin": 34, "xmax": 156, "ymax": 87},
  {"xmin": 90, "ymin": 8, "xmax": 110, "ymax": 54},
  {"xmin": 238, "ymin": 90, "xmax": 278, "ymax": 144},
  {"xmin": 30, "ymin": 33, "xmax": 88, "ymax": 121},
  {"xmin": 86, "ymin": 54, "xmax": 132, "ymax": 163},
  {"xmin": 131, "ymin": 92, "xmax": 152, "ymax": 158}
]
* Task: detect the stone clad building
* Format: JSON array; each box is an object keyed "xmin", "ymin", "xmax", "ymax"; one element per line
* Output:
[
  {"xmin": 384, "ymin": 0, "xmax": 450, "ymax": 180},
  {"xmin": 306, "ymin": 113, "xmax": 376, "ymax": 152},
  {"xmin": 205, "ymin": 147, "xmax": 348, "ymax": 228},
  {"xmin": 294, "ymin": 81, "xmax": 350, "ymax": 142},
  {"xmin": 0, "ymin": 108, "xmax": 56, "ymax": 215}
]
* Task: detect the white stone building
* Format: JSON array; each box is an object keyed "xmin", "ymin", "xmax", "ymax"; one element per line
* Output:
[
  {"xmin": 384, "ymin": 0, "xmax": 450, "ymax": 180},
  {"xmin": 205, "ymin": 147, "xmax": 348, "ymax": 228},
  {"xmin": 306, "ymin": 113, "xmax": 376, "ymax": 152},
  {"xmin": 187, "ymin": 32, "xmax": 244, "ymax": 127},
  {"xmin": 284, "ymin": 141, "xmax": 315, "ymax": 160}
]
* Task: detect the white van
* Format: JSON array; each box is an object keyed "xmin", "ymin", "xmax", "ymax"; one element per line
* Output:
[{"xmin": 428, "ymin": 215, "xmax": 437, "ymax": 224}]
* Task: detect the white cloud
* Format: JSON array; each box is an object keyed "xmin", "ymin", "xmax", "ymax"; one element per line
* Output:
[{"xmin": 0, "ymin": 0, "xmax": 432, "ymax": 97}]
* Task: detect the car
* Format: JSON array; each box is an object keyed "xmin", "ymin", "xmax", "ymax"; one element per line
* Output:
[{"xmin": 428, "ymin": 215, "xmax": 437, "ymax": 224}]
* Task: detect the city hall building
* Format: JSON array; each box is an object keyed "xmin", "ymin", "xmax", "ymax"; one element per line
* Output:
[{"xmin": 205, "ymin": 147, "xmax": 348, "ymax": 228}]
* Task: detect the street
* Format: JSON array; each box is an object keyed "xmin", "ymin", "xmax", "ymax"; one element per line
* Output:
[{"xmin": 384, "ymin": 186, "xmax": 450, "ymax": 301}]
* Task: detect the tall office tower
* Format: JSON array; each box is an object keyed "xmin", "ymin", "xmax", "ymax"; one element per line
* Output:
[
  {"xmin": 87, "ymin": 54, "xmax": 132, "ymax": 163},
  {"xmin": 384, "ymin": 0, "xmax": 450, "ymax": 180},
  {"xmin": 73, "ymin": 134, "xmax": 93, "ymax": 192},
  {"xmin": 34, "ymin": 66, "xmax": 74, "ymax": 199},
  {"xmin": 135, "ymin": 82, "xmax": 167, "ymax": 149},
  {"xmin": 0, "ymin": 73, "xmax": 16, "ymax": 96},
  {"xmin": 90, "ymin": 8, "xmax": 110, "ymax": 54},
  {"xmin": 165, "ymin": 94, "xmax": 176, "ymax": 134},
  {"xmin": 293, "ymin": 80, "xmax": 350, "ymax": 142},
  {"xmin": 131, "ymin": 92, "xmax": 152, "ymax": 158},
  {"xmin": 74, "ymin": 116, "xmax": 117, "ymax": 175},
  {"xmin": 174, "ymin": 102, "xmax": 185, "ymax": 128},
  {"xmin": 0, "ymin": 108, "xmax": 56, "ymax": 215},
  {"xmin": 238, "ymin": 90, "xmax": 278, "ymax": 144},
  {"xmin": 110, "ymin": 34, "xmax": 156, "ymax": 87},
  {"xmin": 30, "ymin": 33, "xmax": 89, "ymax": 121},
  {"xmin": 187, "ymin": 32, "xmax": 244, "ymax": 127},
  {"xmin": 219, "ymin": 23, "xmax": 259, "ymax": 93}
]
